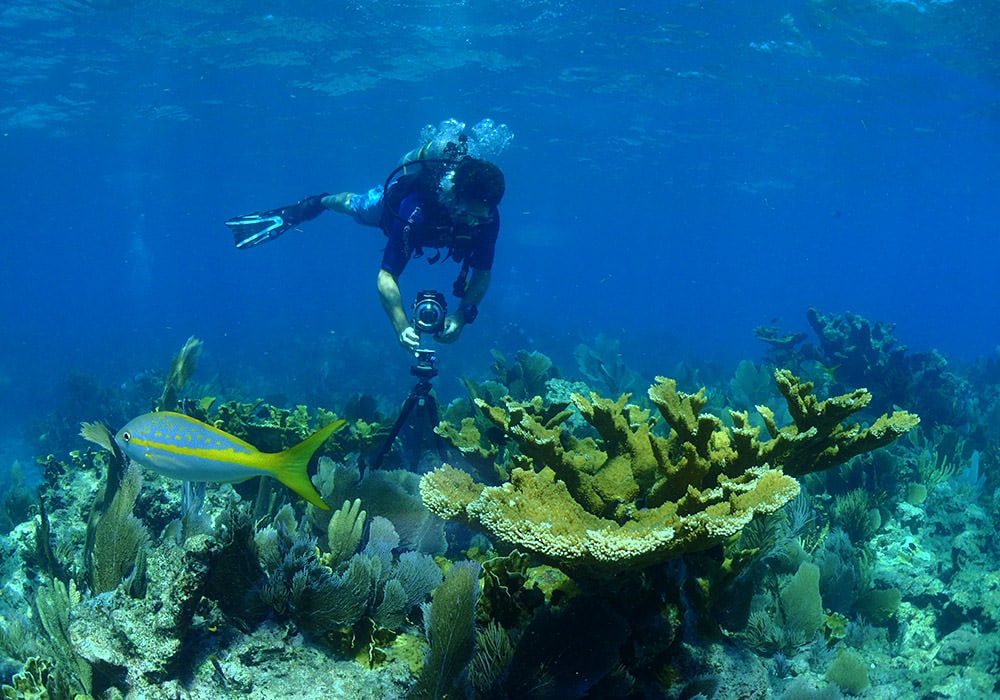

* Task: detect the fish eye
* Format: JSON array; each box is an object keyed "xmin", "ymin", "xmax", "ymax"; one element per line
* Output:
[{"xmin": 121, "ymin": 431, "xmax": 131, "ymax": 442}]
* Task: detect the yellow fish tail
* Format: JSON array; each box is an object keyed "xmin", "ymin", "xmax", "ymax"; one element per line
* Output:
[{"xmin": 268, "ymin": 419, "xmax": 346, "ymax": 510}]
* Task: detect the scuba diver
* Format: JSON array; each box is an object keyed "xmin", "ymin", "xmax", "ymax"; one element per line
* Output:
[{"xmin": 225, "ymin": 119, "xmax": 510, "ymax": 354}]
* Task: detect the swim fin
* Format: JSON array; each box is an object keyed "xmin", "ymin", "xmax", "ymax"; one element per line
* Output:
[
  {"xmin": 225, "ymin": 211, "xmax": 290, "ymax": 249},
  {"xmin": 225, "ymin": 193, "xmax": 330, "ymax": 249}
]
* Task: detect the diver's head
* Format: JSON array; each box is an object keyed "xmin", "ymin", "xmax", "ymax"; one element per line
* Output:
[{"xmin": 452, "ymin": 158, "xmax": 505, "ymax": 211}]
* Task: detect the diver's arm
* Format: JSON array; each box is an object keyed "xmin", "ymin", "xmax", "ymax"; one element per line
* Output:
[
  {"xmin": 460, "ymin": 269, "xmax": 491, "ymax": 313},
  {"xmin": 377, "ymin": 269, "xmax": 419, "ymax": 351},
  {"xmin": 439, "ymin": 269, "xmax": 490, "ymax": 343}
]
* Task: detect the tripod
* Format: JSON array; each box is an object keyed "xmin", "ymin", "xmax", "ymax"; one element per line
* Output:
[{"xmin": 370, "ymin": 349, "xmax": 447, "ymax": 473}]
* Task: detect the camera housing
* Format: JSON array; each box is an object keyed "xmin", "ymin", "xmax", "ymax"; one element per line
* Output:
[{"xmin": 412, "ymin": 290, "xmax": 448, "ymax": 336}]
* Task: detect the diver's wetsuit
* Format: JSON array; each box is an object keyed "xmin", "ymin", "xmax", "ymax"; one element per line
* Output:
[{"xmin": 347, "ymin": 185, "xmax": 500, "ymax": 277}]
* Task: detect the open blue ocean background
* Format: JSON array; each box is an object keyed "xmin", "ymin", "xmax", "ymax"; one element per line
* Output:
[{"xmin": 2, "ymin": 1, "xmax": 997, "ymax": 459}]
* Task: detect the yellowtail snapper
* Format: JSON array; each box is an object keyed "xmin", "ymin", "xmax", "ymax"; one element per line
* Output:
[{"xmin": 114, "ymin": 411, "xmax": 344, "ymax": 510}]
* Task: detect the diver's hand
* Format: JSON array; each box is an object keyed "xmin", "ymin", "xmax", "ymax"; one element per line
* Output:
[
  {"xmin": 398, "ymin": 327, "xmax": 421, "ymax": 352},
  {"xmin": 437, "ymin": 317, "xmax": 464, "ymax": 344}
]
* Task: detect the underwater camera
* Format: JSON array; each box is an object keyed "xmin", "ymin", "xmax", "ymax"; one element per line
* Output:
[{"xmin": 412, "ymin": 290, "xmax": 447, "ymax": 336}]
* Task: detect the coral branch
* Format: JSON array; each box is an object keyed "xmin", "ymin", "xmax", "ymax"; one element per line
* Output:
[{"xmin": 421, "ymin": 370, "xmax": 919, "ymax": 578}]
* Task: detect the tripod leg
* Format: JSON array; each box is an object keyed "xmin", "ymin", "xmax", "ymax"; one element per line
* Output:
[
  {"xmin": 372, "ymin": 393, "xmax": 420, "ymax": 472},
  {"xmin": 422, "ymin": 394, "xmax": 448, "ymax": 462}
]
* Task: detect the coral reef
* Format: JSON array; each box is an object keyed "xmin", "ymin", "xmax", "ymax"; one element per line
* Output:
[
  {"xmin": 779, "ymin": 562, "xmax": 824, "ymax": 647},
  {"xmin": 477, "ymin": 596, "xmax": 635, "ymax": 698},
  {"xmin": 86, "ymin": 462, "xmax": 148, "ymax": 596},
  {"xmin": 432, "ymin": 417, "xmax": 500, "ymax": 482},
  {"xmin": 760, "ymin": 307, "xmax": 970, "ymax": 429},
  {"xmin": 0, "ymin": 656, "xmax": 84, "ymax": 700},
  {"xmin": 256, "ymin": 508, "xmax": 442, "ymax": 642},
  {"xmin": 6, "ymin": 322, "xmax": 1000, "ymax": 699},
  {"xmin": 159, "ymin": 336, "xmax": 203, "ymax": 412},
  {"xmin": 408, "ymin": 561, "xmax": 480, "ymax": 700},
  {"xmin": 33, "ymin": 579, "xmax": 92, "ymax": 697},
  {"xmin": 574, "ymin": 333, "xmax": 641, "ymax": 396},
  {"xmin": 421, "ymin": 370, "xmax": 918, "ymax": 577},
  {"xmin": 488, "ymin": 349, "xmax": 559, "ymax": 401},
  {"xmin": 0, "ymin": 463, "xmax": 34, "ymax": 537},
  {"xmin": 308, "ymin": 457, "xmax": 446, "ymax": 555},
  {"xmin": 729, "ymin": 359, "xmax": 778, "ymax": 412},
  {"xmin": 185, "ymin": 399, "xmax": 344, "ymax": 457},
  {"xmin": 825, "ymin": 647, "xmax": 870, "ymax": 694},
  {"xmin": 0, "ymin": 422, "xmax": 448, "ymax": 698},
  {"xmin": 805, "ymin": 307, "xmax": 907, "ymax": 389},
  {"xmin": 762, "ymin": 369, "xmax": 919, "ymax": 478},
  {"xmin": 72, "ymin": 532, "xmax": 219, "ymax": 687}
]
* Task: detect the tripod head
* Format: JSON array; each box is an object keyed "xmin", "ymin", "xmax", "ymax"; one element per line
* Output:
[{"xmin": 411, "ymin": 348, "xmax": 439, "ymax": 382}]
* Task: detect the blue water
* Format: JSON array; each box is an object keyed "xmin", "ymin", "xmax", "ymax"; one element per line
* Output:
[{"xmin": 1, "ymin": 0, "xmax": 997, "ymax": 441}]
